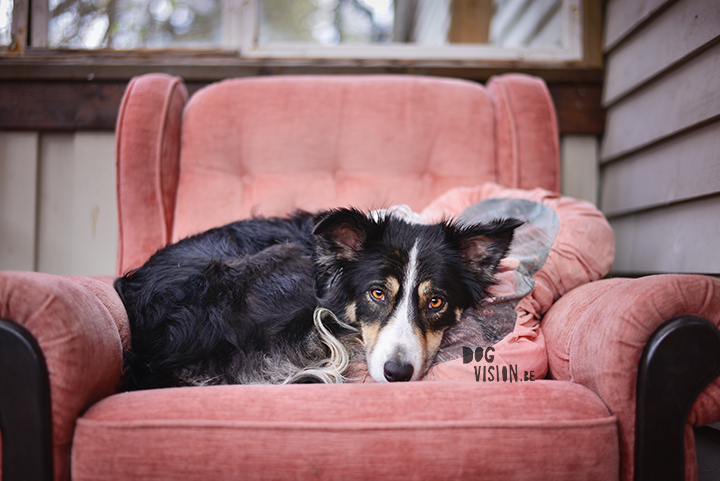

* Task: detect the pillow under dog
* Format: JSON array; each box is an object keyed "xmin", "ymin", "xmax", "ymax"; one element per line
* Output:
[{"xmin": 352, "ymin": 182, "xmax": 615, "ymax": 383}]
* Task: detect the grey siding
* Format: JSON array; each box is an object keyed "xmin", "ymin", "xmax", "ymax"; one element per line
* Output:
[{"xmin": 601, "ymin": 0, "xmax": 720, "ymax": 275}]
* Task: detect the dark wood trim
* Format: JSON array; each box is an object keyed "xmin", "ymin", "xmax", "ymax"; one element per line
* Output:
[
  {"xmin": 0, "ymin": 50, "xmax": 604, "ymax": 83},
  {"xmin": 635, "ymin": 315, "xmax": 720, "ymax": 481},
  {"xmin": 549, "ymin": 83, "xmax": 605, "ymax": 135},
  {"xmin": 0, "ymin": 318, "xmax": 54, "ymax": 481},
  {"xmin": 0, "ymin": 78, "xmax": 604, "ymax": 134}
]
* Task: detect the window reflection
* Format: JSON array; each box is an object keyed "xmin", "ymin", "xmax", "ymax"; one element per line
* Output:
[
  {"xmin": 45, "ymin": 0, "xmax": 563, "ymax": 50},
  {"xmin": 0, "ymin": 0, "xmax": 12, "ymax": 47}
]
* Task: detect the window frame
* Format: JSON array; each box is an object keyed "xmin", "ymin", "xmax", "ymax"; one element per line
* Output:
[
  {"xmin": 228, "ymin": 0, "xmax": 583, "ymax": 63},
  {"xmin": 2, "ymin": 0, "xmax": 597, "ymax": 79},
  {"xmin": 0, "ymin": 0, "xmax": 604, "ymax": 135}
]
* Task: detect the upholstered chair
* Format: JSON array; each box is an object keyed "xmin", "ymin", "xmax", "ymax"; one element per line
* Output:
[{"xmin": 1, "ymin": 73, "xmax": 719, "ymax": 481}]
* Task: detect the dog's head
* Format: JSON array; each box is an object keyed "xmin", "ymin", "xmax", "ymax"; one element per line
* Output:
[{"xmin": 313, "ymin": 208, "xmax": 521, "ymax": 383}]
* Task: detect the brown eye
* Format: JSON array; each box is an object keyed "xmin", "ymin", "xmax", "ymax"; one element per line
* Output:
[
  {"xmin": 371, "ymin": 289, "xmax": 385, "ymax": 301},
  {"xmin": 429, "ymin": 297, "xmax": 444, "ymax": 309}
]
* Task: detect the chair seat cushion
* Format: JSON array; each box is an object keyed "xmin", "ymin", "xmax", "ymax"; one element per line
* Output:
[{"xmin": 72, "ymin": 380, "xmax": 618, "ymax": 480}]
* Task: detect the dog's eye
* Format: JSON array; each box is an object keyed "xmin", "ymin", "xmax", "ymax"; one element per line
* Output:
[
  {"xmin": 428, "ymin": 297, "xmax": 444, "ymax": 310},
  {"xmin": 370, "ymin": 289, "xmax": 385, "ymax": 301}
]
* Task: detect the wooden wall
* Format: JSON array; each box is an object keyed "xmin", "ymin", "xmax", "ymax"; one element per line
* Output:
[
  {"xmin": 601, "ymin": 0, "xmax": 720, "ymax": 275},
  {"xmin": 0, "ymin": 131, "xmax": 596, "ymax": 277},
  {"xmin": 0, "ymin": 132, "xmax": 117, "ymax": 276}
]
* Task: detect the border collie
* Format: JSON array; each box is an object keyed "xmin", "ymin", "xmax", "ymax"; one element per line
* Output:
[{"xmin": 114, "ymin": 208, "xmax": 520, "ymax": 389}]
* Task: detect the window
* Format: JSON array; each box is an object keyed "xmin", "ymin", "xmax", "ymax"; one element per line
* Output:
[
  {"xmin": 5, "ymin": 0, "xmax": 583, "ymax": 64},
  {"xmin": 48, "ymin": 0, "xmax": 222, "ymax": 49},
  {"xmin": 0, "ymin": 0, "xmax": 12, "ymax": 47}
]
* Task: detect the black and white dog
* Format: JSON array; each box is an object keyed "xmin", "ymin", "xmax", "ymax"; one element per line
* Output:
[{"xmin": 115, "ymin": 208, "xmax": 520, "ymax": 389}]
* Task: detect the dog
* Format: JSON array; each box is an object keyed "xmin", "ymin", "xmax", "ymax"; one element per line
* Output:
[{"xmin": 114, "ymin": 208, "xmax": 521, "ymax": 389}]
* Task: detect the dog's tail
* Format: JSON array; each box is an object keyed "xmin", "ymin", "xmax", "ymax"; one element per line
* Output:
[{"xmin": 283, "ymin": 307, "xmax": 359, "ymax": 384}]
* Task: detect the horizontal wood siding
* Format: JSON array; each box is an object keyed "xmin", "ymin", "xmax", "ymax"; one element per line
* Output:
[
  {"xmin": 603, "ymin": 0, "xmax": 720, "ymax": 106},
  {"xmin": 601, "ymin": 42, "xmax": 720, "ymax": 162},
  {"xmin": 610, "ymin": 196, "xmax": 720, "ymax": 274},
  {"xmin": 601, "ymin": 0, "xmax": 720, "ymax": 275},
  {"xmin": 601, "ymin": 121, "xmax": 720, "ymax": 216},
  {"xmin": 603, "ymin": 0, "xmax": 671, "ymax": 51}
]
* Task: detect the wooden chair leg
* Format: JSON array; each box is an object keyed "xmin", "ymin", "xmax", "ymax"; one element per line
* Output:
[
  {"xmin": 0, "ymin": 318, "xmax": 53, "ymax": 481},
  {"xmin": 635, "ymin": 315, "xmax": 720, "ymax": 481}
]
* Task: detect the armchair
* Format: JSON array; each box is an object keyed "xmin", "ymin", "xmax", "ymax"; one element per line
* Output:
[{"xmin": 1, "ymin": 73, "xmax": 719, "ymax": 481}]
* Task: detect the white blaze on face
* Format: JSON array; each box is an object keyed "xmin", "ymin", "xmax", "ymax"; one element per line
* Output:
[{"xmin": 368, "ymin": 241, "xmax": 425, "ymax": 382}]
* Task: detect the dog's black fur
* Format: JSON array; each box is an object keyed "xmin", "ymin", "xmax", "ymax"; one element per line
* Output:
[{"xmin": 115, "ymin": 208, "xmax": 520, "ymax": 389}]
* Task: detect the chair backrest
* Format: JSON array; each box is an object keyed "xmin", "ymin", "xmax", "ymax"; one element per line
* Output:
[{"xmin": 115, "ymin": 74, "xmax": 559, "ymax": 275}]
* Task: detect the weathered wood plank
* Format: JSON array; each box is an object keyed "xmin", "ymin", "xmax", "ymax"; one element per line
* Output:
[
  {"xmin": 69, "ymin": 132, "xmax": 117, "ymax": 276},
  {"xmin": 601, "ymin": 120, "xmax": 720, "ymax": 216},
  {"xmin": 548, "ymin": 83, "xmax": 605, "ymax": 135},
  {"xmin": 561, "ymin": 135, "xmax": 598, "ymax": 205},
  {"xmin": 603, "ymin": 0, "xmax": 720, "ymax": 106},
  {"xmin": 8, "ymin": 0, "xmax": 29, "ymax": 53},
  {"xmin": 30, "ymin": 0, "xmax": 49, "ymax": 48},
  {"xmin": 35, "ymin": 133, "xmax": 75, "ymax": 274},
  {"xmin": 600, "ymin": 42, "xmax": 720, "ymax": 162},
  {"xmin": 610, "ymin": 195, "xmax": 720, "ymax": 275},
  {"xmin": 0, "ymin": 52, "xmax": 604, "ymax": 83},
  {"xmin": 35, "ymin": 132, "xmax": 118, "ymax": 275},
  {"xmin": 603, "ymin": 0, "xmax": 673, "ymax": 52},
  {"xmin": 0, "ymin": 81, "xmax": 127, "ymax": 131},
  {"xmin": 0, "ymin": 132, "xmax": 38, "ymax": 271},
  {"xmin": 0, "ymin": 80, "xmax": 604, "ymax": 134}
]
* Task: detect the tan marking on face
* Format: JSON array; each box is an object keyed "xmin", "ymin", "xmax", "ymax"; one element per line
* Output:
[
  {"xmin": 361, "ymin": 323, "xmax": 382, "ymax": 353},
  {"xmin": 418, "ymin": 279, "xmax": 448, "ymax": 318},
  {"xmin": 386, "ymin": 276, "xmax": 400, "ymax": 299},
  {"xmin": 418, "ymin": 280, "xmax": 434, "ymax": 314},
  {"xmin": 419, "ymin": 329, "xmax": 445, "ymax": 377},
  {"xmin": 418, "ymin": 279, "xmax": 433, "ymax": 299},
  {"xmin": 455, "ymin": 307, "xmax": 463, "ymax": 324},
  {"xmin": 345, "ymin": 301, "xmax": 357, "ymax": 325}
]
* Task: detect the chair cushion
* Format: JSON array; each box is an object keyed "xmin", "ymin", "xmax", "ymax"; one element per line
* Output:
[
  {"xmin": 72, "ymin": 380, "xmax": 618, "ymax": 480},
  {"xmin": 171, "ymin": 75, "xmax": 499, "ymax": 239}
]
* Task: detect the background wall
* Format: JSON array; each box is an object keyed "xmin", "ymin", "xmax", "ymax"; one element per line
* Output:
[
  {"xmin": 601, "ymin": 0, "xmax": 720, "ymax": 275},
  {"xmin": 0, "ymin": 130, "xmax": 597, "ymax": 277},
  {"xmin": 0, "ymin": 131, "xmax": 117, "ymax": 276}
]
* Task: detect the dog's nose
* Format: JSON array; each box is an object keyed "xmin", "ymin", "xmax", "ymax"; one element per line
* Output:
[{"xmin": 384, "ymin": 361, "xmax": 414, "ymax": 382}]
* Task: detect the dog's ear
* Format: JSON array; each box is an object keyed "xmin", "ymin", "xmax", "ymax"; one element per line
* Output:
[
  {"xmin": 453, "ymin": 218, "xmax": 523, "ymax": 281},
  {"xmin": 313, "ymin": 208, "xmax": 374, "ymax": 261}
]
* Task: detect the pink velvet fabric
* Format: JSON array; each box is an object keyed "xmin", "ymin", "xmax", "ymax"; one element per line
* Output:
[
  {"xmin": 172, "ymin": 75, "xmax": 497, "ymax": 240},
  {"xmin": 486, "ymin": 75, "xmax": 560, "ymax": 190},
  {"xmin": 115, "ymin": 73, "xmax": 187, "ymax": 275},
  {"xmin": 0, "ymin": 272, "xmax": 125, "ymax": 481},
  {"xmin": 543, "ymin": 274, "xmax": 720, "ymax": 481},
  {"xmin": 115, "ymin": 74, "xmax": 560, "ymax": 274},
  {"xmin": 72, "ymin": 381, "xmax": 618, "ymax": 480}
]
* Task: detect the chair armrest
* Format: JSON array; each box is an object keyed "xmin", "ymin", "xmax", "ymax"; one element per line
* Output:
[
  {"xmin": 486, "ymin": 74, "xmax": 560, "ymax": 192},
  {"xmin": 543, "ymin": 275, "xmax": 720, "ymax": 481},
  {"xmin": 0, "ymin": 272, "xmax": 125, "ymax": 481},
  {"xmin": 116, "ymin": 73, "xmax": 188, "ymax": 275}
]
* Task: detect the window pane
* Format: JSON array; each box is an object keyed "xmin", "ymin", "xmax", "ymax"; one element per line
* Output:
[
  {"xmin": 0, "ymin": 0, "xmax": 11, "ymax": 47},
  {"xmin": 48, "ymin": 0, "xmax": 222, "ymax": 49},
  {"xmin": 258, "ymin": 0, "xmax": 563, "ymax": 48},
  {"xmin": 259, "ymin": 0, "xmax": 394, "ymax": 45}
]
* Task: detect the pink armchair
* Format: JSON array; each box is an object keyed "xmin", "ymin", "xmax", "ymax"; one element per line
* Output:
[{"xmin": 1, "ymin": 74, "xmax": 719, "ymax": 481}]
